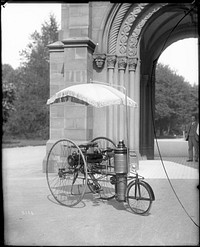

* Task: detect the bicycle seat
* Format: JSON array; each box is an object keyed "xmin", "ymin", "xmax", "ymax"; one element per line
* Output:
[{"xmin": 79, "ymin": 142, "xmax": 98, "ymax": 149}]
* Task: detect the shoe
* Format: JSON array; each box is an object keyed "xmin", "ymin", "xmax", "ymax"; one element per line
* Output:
[{"xmin": 186, "ymin": 159, "xmax": 193, "ymax": 162}]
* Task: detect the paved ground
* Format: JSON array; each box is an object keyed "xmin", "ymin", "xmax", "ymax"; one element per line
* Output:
[
  {"xmin": 2, "ymin": 145, "xmax": 199, "ymax": 246},
  {"xmin": 154, "ymin": 156, "xmax": 199, "ymax": 169}
]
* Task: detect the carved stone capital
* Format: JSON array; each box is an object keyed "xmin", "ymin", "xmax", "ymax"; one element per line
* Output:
[
  {"xmin": 93, "ymin": 53, "xmax": 106, "ymax": 69},
  {"xmin": 128, "ymin": 57, "xmax": 138, "ymax": 72},
  {"xmin": 118, "ymin": 56, "xmax": 127, "ymax": 70},
  {"xmin": 107, "ymin": 54, "xmax": 117, "ymax": 69}
]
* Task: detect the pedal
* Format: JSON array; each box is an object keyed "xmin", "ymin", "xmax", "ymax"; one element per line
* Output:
[{"xmin": 92, "ymin": 193, "xmax": 101, "ymax": 200}]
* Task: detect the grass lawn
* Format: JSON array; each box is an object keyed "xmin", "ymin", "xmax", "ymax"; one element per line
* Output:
[{"xmin": 2, "ymin": 139, "xmax": 47, "ymax": 148}]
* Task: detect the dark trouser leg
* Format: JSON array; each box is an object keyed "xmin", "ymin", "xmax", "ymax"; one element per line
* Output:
[
  {"xmin": 188, "ymin": 137, "xmax": 193, "ymax": 160},
  {"xmin": 193, "ymin": 139, "xmax": 199, "ymax": 161}
]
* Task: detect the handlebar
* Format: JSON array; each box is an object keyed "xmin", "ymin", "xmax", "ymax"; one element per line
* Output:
[{"xmin": 101, "ymin": 147, "xmax": 114, "ymax": 153}]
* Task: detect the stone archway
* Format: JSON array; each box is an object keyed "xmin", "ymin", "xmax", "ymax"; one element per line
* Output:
[
  {"xmin": 139, "ymin": 3, "xmax": 198, "ymax": 158},
  {"xmin": 93, "ymin": 2, "xmax": 198, "ymax": 159}
]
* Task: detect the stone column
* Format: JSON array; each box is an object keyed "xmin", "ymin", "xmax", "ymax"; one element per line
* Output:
[
  {"xmin": 107, "ymin": 55, "xmax": 117, "ymax": 141},
  {"xmin": 118, "ymin": 56, "xmax": 127, "ymax": 142},
  {"xmin": 134, "ymin": 58, "xmax": 140, "ymax": 162},
  {"xmin": 128, "ymin": 57, "xmax": 141, "ymax": 170},
  {"xmin": 42, "ymin": 41, "xmax": 65, "ymax": 172},
  {"xmin": 128, "ymin": 57, "xmax": 138, "ymax": 152},
  {"xmin": 140, "ymin": 74, "xmax": 149, "ymax": 157}
]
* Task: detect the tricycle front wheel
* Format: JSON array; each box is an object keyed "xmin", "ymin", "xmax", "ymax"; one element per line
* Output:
[{"xmin": 126, "ymin": 180, "xmax": 153, "ymax": 215}]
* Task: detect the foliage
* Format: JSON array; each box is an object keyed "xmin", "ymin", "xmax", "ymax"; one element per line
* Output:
[
  {"xmin": 3, "ymin": 14, "xmax": 59, "ymax": 139},
  {"xmin": 155, "ymin": 63, "xmax": 198, "ymax": 137},
  {"xmin": 2, "ymin": 64, "xmax": 17, "ymax": 125}
]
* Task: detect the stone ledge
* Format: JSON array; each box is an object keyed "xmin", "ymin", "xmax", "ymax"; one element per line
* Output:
[{"xmin": 61, "ymin": 37, "xmax": 96, "ymax": 50}]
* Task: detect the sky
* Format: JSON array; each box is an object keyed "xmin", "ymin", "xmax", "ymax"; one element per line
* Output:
[
  {"xmin": 1, "ymin": 3, "xmax": 61, "ymax": 67},
  {"xmin": 1, "ymin": 3, "xmax": 198, "ymax": 86},
  {"xmin": 158, "ymin": 38, "xmax": 198, "ymax": 86}
]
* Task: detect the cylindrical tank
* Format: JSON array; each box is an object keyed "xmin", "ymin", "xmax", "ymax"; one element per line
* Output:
[
  {"xmin": 114, "ymin": 140, "xmax": 128, "ymax": 174},
  {"xmin": 115, "ymin": 174, "xmax": 127, "ymax": 202}
]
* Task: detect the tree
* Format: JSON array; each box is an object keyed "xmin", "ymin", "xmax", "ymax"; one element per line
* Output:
[
  {"xmin": 2, "ymin": 65, "xmax": 16, "ymax": 125},
  {"xmin": 4, "ymin": 14, "xmax": 59, "ymax": 139},
  {"xmin": 155, "ymin": 63, "xmax": 198, "ymax": 137},
  {"xmin": 2, "ymin": 81, "xmax": 16, "ymax": 124}
]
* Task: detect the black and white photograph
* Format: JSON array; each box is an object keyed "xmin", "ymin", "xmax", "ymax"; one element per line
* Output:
[{"xmin": 2, "ymin": 1, "xmax": 199, "ymax": 245}]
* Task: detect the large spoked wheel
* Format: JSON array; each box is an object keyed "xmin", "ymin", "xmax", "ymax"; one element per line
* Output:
[
  {"xmin": 46, "ymin": 139, "xmax": 88, "ymax": 207},
  {"xmin": 90, "ymin": 137, "xmax": 116, "ymax": 200},
  {"xmin": 126, "ymin": 180, "xmax": 152, "ymax": 215}
]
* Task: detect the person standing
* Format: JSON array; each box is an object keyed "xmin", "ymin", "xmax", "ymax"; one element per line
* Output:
[{"xmin": 185, "ymin": 115, "xmax": 199, "ymax": 162}]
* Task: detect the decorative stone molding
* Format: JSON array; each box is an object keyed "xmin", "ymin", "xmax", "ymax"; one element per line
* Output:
[
  {"xmin": 107, "ymin": 54, "xmax": 117, "ymax": 69},
  {"xmin": 118, "ymin": 56, "xmax": 127, "ymax": 70},
  {"xmin": 114, "ymin": 3, "xmax": 168, "ymax": 57},
  {"xmin": 127, "ymin": 4, "xmax": 168, "ymax": 57},
  {"xmin": 128, "ymin": 57, "xmax": 138, "ymax": 72},
  {"xmin": 108, "ymin": 3, "xmax": 132, "ymax": 54},
  {"xmin": 93, "ymin": 54, "xmax": 106, "ymax": 69},
  {"xmin": 118, "ymin": 3, "xmax": 148, "ymax": 55}
]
